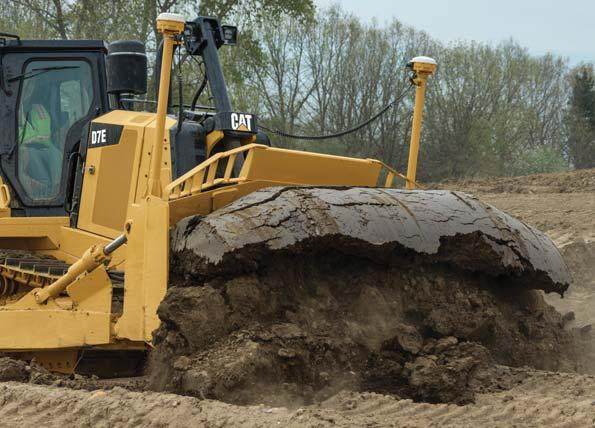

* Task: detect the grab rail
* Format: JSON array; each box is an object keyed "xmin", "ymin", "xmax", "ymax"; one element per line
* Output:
[{"xmin": 163, "ymin": 143, "xmax": 424, "ymax": 202}]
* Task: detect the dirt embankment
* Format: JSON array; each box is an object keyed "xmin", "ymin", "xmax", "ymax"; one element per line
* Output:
[
  {"xmin": 435, "ymin": 168, "xmax": 594, "ymax": 245},
  {"xmin": 436, "ymin": 168, "xmax": 595, "ymax": 194}
]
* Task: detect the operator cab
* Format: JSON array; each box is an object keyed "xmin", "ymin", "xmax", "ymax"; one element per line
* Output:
[{"xmin": 0, "ymin": 36, "xmax": 109, "ymax": 216}]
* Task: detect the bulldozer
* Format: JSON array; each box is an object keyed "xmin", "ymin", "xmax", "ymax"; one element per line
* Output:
[{"xmin": 0, "ymin": 13, "xmax": 570, "ymax": 376}]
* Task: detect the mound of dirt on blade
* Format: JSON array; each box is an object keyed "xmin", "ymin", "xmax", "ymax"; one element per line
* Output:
[
  {"xmin": 151, "ymin": 253, "xmax": 579, "ymax": 407},
  {"xmin": 148, "ymin": 187, "xmax": 581, "ymax": 406}
]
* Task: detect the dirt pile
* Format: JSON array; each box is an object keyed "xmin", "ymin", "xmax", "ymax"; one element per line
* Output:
[
  {"xmin": 545, "ymin": 240, "xmax": 595, "ymax": 330},
  {"xmin": 149, "ymin": 187, "xmax": 579, "ymax": 406},
  {"xmin": 151, "ymin": 257, "xmax": 581, "ymax": 406},
  {"xmin": 435, "ymin": 168, "xmax": 595, "ymax": 194}
]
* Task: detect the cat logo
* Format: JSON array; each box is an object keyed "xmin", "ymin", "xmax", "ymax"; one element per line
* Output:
[{"xmin": 230, "ymin": 113, "xmax": 253, "ymax": 132}]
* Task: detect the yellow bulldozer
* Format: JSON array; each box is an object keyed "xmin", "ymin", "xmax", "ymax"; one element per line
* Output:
[{"xmin": 0, "ymin": 13, "xmax": 569, "ymax": 376}]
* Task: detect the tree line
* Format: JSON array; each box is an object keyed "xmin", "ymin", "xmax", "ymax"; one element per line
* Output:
[{"xmin": 2, "ymin": 1, "xmax": 594, "ymax": 180}]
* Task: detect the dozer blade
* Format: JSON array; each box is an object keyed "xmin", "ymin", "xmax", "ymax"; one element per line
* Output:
[{"xmin": 171, "ymin": 187, "xmax": 570, "ymax": 293}]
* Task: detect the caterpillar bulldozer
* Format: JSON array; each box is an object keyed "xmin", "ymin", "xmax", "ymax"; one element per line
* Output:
[{"xmin": 0, "ymin": 14, "xmax": 569, "ymax": 376}]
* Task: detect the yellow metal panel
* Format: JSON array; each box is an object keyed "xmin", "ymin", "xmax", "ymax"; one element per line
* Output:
[
  {"xmin": 66, "ymin": 266, "xmax": 112, "ymax": 313},
  {"xmin": 0, "ymin": 216, "xmax": 68, "ymax": 232},
  {"xmin": 212, "ymin": 187, "xmax": 239, "ymax": 211},
  {"xmin": 91, "ymin": 129, "xmax": 138, "ymax": 231},
  {"xmin": 206, "ymin": 130, "xmax": 224, "ymax": 156},
  {"xmin": 135, "ymin": 118, "xmax": 175, "ymax": 202},
  {"xmin": 169, "ymin": 180, "xmax": 286, "ymax": 225},
  {"xmin": 114, "ymin": 197, "xmax": 169, "ymax": 343},
  {"xmin": 0, "ymin": 310, "xmax": 110, "ymax": 349},
  {"xmin": 55, "ymin": 226, "xmax": 125, "ymax": 267},
  {"xmin": 241, "ymin": 146, "xmax": 381, "ymax": 186},
  {"xmin": 88, "ymin": 110, "xmax": 154, "ymax": 127},
  {"xmin": 0, "ymin": 217, "xmax": 67, "ymax": 250},
  {"xmin": 0, "ymin": 175, "xmax": 11, "ymax": 217},
  {"xmin": 33, "ymin": 350, "xmax": 78, "ymax": 374},
  {"xmin": 0, "ymin": 278, "xmax": 111, "ymax": 349},
  {"xmin": 78, "ymin": 111, "xmax": 152, "ymax": 239},
  {"xmin": 165, "ymin": 144, "xmax": 388, "ymax": 204}
]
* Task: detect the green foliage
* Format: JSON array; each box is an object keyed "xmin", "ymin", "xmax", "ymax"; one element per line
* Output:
[
  {"xmin": 0, "ymin": 1, "xmax": 63, "ymax": 39},
  {"xmin": 199, "ymin": 0, "xmax": 314, "ymax": 24},
  {"xmin": 566, "ymin": 65, "xmax": 595, "ymax": 169},
  {"xmin": 510, "ymin": 145, "xmax": 570, "ymax": 176},
  {"xmin": 421, "ymin": 42, "xmax": 570, "ymax": 179}
]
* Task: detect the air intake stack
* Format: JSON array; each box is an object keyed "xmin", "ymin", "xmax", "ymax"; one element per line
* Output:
[{"xmin": 106, "ymin": 40, "xmax": 148, "ymax": 96}]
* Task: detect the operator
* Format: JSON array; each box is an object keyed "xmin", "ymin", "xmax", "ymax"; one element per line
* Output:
[{"xmin": 17, "ymin": 82, "xmax": 62, "ymax": 199}]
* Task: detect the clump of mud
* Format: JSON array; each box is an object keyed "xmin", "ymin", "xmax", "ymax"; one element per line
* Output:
[
  {"xmin": 0, "ymin": 356, "xmax": 77, "ymax": 386},
  {"xmin": 0, "ymin": 357, "xmax": 29, "ymax": 382},
  {"xmin": 149, "ymin": 187, "xmax": 580, "ymax": 406}
]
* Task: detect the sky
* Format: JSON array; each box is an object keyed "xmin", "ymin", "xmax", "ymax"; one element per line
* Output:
[{"xmin": 315, "ymin": 0, "xmax": 594, "ymax": 65}]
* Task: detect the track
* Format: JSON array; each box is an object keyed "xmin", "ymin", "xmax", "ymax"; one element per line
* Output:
[
  {"xmin": 0, "ymin": 250, "xmax": 68, "ymax": 296},
  {"xmin": 0, "ymin": 249, "xmax": 124, "ymax": 310}
]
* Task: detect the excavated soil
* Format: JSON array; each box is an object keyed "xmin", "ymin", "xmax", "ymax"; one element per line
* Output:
[
  {"xmin": 0, "ymin": 169, "xmax": 593, "ymax": 426},
  {"xmin": 151, "ymin": 257, "xmax": 573, "ymax": 406}
]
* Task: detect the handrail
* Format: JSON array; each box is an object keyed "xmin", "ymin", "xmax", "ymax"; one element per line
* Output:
[
  {"xmin": 369, "ymin": 160, "xmax": 426, "ymax": 190},
  {"xmin": 164, "ymin": 143, "xmax": 265, "ymax": 200},
  {"xmin": 163, "ymin": 144, "xmax": 425, "ymax": 202}
]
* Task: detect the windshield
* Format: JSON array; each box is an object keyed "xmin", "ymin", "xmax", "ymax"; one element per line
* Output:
[{"xmin": 17, "ymin": 60, "xmax": 93, "ymax": 200}]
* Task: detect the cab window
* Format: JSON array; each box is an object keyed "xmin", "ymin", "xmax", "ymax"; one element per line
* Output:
[{"xmin": 16, "ymin": 60, "xmax": 93, "ymax": 200}]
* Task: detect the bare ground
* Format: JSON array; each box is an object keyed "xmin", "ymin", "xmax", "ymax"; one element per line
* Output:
[
  {"xmin": 0, "ymin": 169, "xmax": 593, "ymax": 427},
  {"xmin": 0, "ymin": 368, "xmax": 594, "ymax": 427}
]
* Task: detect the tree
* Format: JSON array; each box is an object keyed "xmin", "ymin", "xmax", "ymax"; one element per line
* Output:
[
  {"xmin": 422, "ymin": 40, "xmax": 570, "ymax": 179},
  {"xmin": 566, "ymin": 65, "xmax": 595, "ymax": 169}
]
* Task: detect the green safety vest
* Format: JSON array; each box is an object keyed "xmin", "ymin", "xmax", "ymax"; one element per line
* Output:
[
  {"xmin": 17, "ymin": 103, "xmax": 62, "ymax": 199},
  {"xmin": 20, "ymin": 104, "xmax": 51, "ymax": 146}
]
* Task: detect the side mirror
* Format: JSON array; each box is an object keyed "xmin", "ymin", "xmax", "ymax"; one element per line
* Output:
[{"xmin": 221, "ymin": 25, "xmax": 237, "ymax": 45}]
